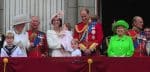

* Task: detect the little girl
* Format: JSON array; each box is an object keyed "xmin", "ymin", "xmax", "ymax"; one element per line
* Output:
[{"xmin": 60, "ymin": 23, "xmax": 73, "ymax": 51}]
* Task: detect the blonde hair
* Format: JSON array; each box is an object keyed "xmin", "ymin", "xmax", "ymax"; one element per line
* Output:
[{"xmin": 5, "ymin": 31, "xmax": 14, "ymax": 39}]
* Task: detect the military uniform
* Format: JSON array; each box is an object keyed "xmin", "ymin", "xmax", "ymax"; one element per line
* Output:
[
  {"xmin": 73, "ymin": 21, "xmax": 103, "ymax": 56},
  {"xmin": 128, "ymin": 30, "xmax": 146, "ymax": 57},
  {"xmin": 28, "ymin": 30, "xmax": 48, "ymax": 57}
]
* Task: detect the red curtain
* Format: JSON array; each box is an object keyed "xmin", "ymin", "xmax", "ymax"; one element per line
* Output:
[{"xmin": 1, "ymin": 56, "xmax": 150, "ymax": 72}]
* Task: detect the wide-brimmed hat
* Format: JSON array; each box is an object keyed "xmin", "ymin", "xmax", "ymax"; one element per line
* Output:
[
  {"xmin": 13, "ymin": 14, "xmax": 31, "ymax": 26},
  {"xmin": 112, "ymin": 20, "xmax": 129, "ymax": 31}
]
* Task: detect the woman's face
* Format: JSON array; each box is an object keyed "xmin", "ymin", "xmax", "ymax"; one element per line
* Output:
[
  {"xmin": 116, "ymin": 26, "xmax": 126, "ymax": 36},
  {"xmin": 14, "ymin": 23, "xmax": 25, "ymax": 33},
  {"xmin": 52, "ymin": 17, "xmax": 61, "ymax": 28}
]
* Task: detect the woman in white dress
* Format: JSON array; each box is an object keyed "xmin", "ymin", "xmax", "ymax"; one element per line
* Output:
[
  {"xmin": 47, "ymin": 13, "xmax": 71, "ymax": 57},
  {"xmin": 4, "ymin": 14, "xmax": 30, "ymax": 57},
  {"xmin": 13, "ymin": 14, "xmax": 31, "ymax": 57}
]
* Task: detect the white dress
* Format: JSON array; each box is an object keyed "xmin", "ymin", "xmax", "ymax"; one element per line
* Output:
[
  {"xmin": 60, "ymin": 31, "xmax": 74, "ymax": 52},
  {"xmin": 13, "ymin": 31, "xmax": 30, "ymax": 56},
  {"xmin": 1, "ymin": 46, "xmax": 27, "ymax": 57},
  {"xmin": 47, "ymin": 30, "xmax": 70, "ymax": 57}
]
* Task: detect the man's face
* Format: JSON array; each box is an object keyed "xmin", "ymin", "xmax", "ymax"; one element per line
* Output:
[
  {"xmin": 31, "ymin": 17, "xmax": 40, "ymax": 29},
  {"xmin": 134, "ymin": 17, "xmax": 144, "ymax": 29},
  {"xmin": 144, "ymin": 28, "xmax": 150, "ymax": 39},
  {"xmin": 80, "ymin": 10, "xmax": 89, "ymax": 23}
]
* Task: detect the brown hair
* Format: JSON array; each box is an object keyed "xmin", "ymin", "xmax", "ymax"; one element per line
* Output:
[
  {"xmin": 80, "ymin": 8, "xmax": 89, "ymax": 14},
  {"xmin": 51, "ymin": 16, "xmax": 62, "ymax": 27},
  {"xmin": 64, "ymin": 23, "xmax": 72, "ymax": 31},
  {"xmin": 90, "ymin": 15, "xmax": 99, "ymax": 21}
]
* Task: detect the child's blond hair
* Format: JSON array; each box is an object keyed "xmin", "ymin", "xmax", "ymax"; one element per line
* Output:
[{"xmin": 5, "ymin": 31, "xmax": 14, "ymax": 39}]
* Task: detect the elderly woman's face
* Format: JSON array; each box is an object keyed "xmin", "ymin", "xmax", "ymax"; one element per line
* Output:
[
  {"xmin": 52, "ymin": 17, "xmax": 61, "ymax": 28},
  {"xmin": 116, "ymin": 26, "xmax": 126, "ymax": 36},
  {"xmin": 14, "ymin": 23, "xmax": 25, "ymax": 32}
]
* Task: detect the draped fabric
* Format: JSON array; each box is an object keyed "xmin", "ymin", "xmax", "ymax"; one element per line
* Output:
[{"xmin": 1, "ymin": 57, "xmax": 150, "ymax": 72}]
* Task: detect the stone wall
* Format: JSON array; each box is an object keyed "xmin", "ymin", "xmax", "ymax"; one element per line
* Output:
[
  {"xmin": 0, "ymin": 0, "xmax": 4, "ymax": 33},
  {"xmin": 77, "ymin": 0, "xmax": 96, "ymax": 22},
  {"xmin": 1, "ymin": 0, "xmax": 97, "ymax": 33},
  {"xmin": 64, "ymin": 0, "xmax": 96, "ymax": 28}
]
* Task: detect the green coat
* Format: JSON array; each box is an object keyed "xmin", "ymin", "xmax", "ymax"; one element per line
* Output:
[{"xmin": 107, "ymin": 35, "xmax": 134, "ymax": 57}]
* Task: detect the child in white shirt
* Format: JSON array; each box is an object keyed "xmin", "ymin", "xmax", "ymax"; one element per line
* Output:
[
  {"xmin": 71, "ymin": 40, "xmax": 81, "ymax": 57},
  {"xmin": 1, "ymin": 31, "xmax": 27, "ymax": 57}
]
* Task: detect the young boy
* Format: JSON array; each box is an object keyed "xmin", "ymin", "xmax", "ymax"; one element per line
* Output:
[
  {"xmin": 1, "ymin": 31, "xmax": 27, "ymax": 57},
  {"xmin": 71, "ymin": 40, "xmax": 81, "ymax": 57}
]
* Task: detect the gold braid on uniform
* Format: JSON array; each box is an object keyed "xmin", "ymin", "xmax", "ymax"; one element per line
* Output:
[
  {"xmin": 75, "ymin": 24, "xmax": 88, "ymax": 33},
  {"xmin": 29, "ymin": 32, "xmax": 37, "ymax": 41}
]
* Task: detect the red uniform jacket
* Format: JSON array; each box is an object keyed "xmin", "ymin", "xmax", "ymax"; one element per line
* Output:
[
  {"xmin": 127, "ymin": 29, "xmax": 146, "ymax": 57},
  {"xmin": 73, "ymin": 22, "xmax": 103, "ymax": 55},
  {"xmin": 27, "ymin": 30, "xmax": 48, "ymax": 57}
]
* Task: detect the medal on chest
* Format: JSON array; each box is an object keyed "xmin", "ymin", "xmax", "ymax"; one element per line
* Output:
[{"xmin": 91, "ymin": 27, "xmax": 96, "ymax": 40}]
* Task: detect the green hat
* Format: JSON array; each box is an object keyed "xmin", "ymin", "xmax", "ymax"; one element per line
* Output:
[{"xmin": 112, "ymin": 20, "xmax": 129, "ymax": 31}]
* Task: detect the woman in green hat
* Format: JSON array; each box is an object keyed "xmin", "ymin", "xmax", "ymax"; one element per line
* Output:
[{"xmin": 107, "ymin": 20, "xmax": 134, "ymax": 57}]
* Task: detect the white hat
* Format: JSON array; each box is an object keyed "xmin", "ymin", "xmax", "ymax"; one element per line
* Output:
[{"xmin": 13, "ymin": 14, "xmax": 31, "ymax": 26}]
